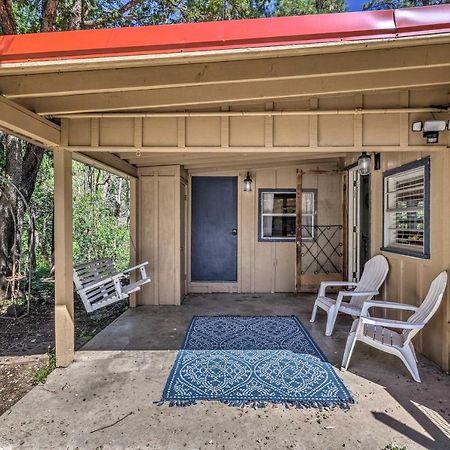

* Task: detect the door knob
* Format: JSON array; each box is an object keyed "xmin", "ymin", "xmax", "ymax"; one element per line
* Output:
[{"xmin": 231, "ymin": 228, "xmax": 237, "ymax": 236}]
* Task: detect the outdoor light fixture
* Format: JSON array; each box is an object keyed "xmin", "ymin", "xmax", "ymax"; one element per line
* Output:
[
  {"xmin": 243, "ymin": 172, "xmax": 253, "ymax": 192},
  {"xmin": 411, "ymin": 121, "xmax": 423, "ymax": 132},
  {"xmin": 412, "ymin": 120, "xmax": 447, "ymax": 144},
  {"xmin": 357, "ymin": 152, "xmax": 371, "ymax": 176}
]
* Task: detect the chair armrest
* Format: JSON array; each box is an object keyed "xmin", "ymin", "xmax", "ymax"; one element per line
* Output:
[
  {"xmin": 338, "ymin": 290, "xmax": 379, "ymax": 297},
  {"xmin": 361, "ymin": 300, "xmax": 419, "ymax": 316},
  {"xmin": 121, "ymin": 261, "xmax": 149, "ymax": 275},
  {"xmin": 334, "ymin": 290, "xmax": 379, "ymax": 310},
  {"xmin": 360, "ymin": 316, "xmax": 424, "ymax": 330},
  {"xmin": 318, "ymin": 281, "xmax": 358, "ymax": 297}
]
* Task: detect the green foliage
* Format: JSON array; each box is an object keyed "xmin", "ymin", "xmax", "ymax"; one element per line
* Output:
[
  {"xmin": 11, "ymin": 0, "xmax": 41, "ymax": 33},
  {"xmin": 23, "ymin": 153, "xmax": 131, "ymax": 278},
  {"xmin": 363, "ymin": 0, "xmax": 448, "ymax": 10},
  {"xmin": 30, "ymin": 152, "xmax": 54, "ymax": 272},
  {"xmin": 72, "ymin": 161, "xmax": 130, "ymax": 271},
  {"xmin": 275, "ymin": 0, "xmax": 346, "ymax": 16},
  {"xmin": 383, "ymin": 445, "xmax": 407, "ymax": 450},
  {"xmin": 32, "ymin": 348, "xmax": 56, "ymax": 384}
]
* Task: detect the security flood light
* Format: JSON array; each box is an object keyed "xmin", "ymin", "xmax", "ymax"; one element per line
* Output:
[
  {"xmin": 411, "ymin": 121, "xmax": 423, "ymax": 132},
  {"xmin": 412, "ymin": 120, "xmax": 447, "ymax": 144},
  {"xmin": 423, "ymin": 120, "xmax": 447, "ymax": 132}
]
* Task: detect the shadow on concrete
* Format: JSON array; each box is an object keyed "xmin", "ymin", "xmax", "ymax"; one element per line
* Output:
[{"xmin": 14, "ymin": 293, "xmax": 448, "ymax": 449}]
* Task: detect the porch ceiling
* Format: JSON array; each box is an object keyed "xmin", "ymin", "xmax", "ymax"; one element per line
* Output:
[
  {"xmin": 2, "ymin": 44, "xmax": 450, "ymax": 116},
  {"xmin": 109, "ymin": 151, "xmax": 345, "ymax": 171},
  {"xmin": 0, "ymin": 7, "xmax": 449, "ymax": 165}
]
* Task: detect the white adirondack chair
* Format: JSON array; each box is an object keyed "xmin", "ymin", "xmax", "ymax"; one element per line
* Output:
[
  {"xmin": 310, "ymin": 255, "xmax": 389, "ymax": 336},
  {"xmin": 73, "ymin": 258, "xmax": 151, "ymax": 313},
  {"xmin": 341, "ymin": 271, "xmax": 448, "ymax": 383}
]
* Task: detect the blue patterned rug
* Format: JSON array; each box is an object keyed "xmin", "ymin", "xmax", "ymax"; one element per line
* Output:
[{"xmin": 158, "ymin": 316, "xmax": 353, "ymax": 408}]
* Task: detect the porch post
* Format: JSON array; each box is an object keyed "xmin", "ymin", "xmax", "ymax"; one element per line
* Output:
[
  {"xmin": 129, "ymin": 176, "xmax": 139, "ymax": 307},
  {"xmin": 53, "ymin": 148, "xmax": 74, "ymax": 367}
]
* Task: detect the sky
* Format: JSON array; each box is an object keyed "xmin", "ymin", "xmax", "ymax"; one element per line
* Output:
[{"xmin": 347, "ymin": 0, "xmax": 368, "ymax": 11}]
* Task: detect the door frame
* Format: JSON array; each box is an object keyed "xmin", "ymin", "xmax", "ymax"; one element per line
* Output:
[
  {"xmin": 187, "ymin": 171, "xmax": 242, "ymax": 294},
  {"xmin": 346, "ymin": 165, "xmax": 371, "ymax": 282},
  {"xmin": 295, "ymin": 169, "xmax": 345, "ymax": 293}
]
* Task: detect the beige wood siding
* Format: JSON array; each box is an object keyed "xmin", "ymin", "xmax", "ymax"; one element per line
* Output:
[
  {"xmin": 347, "ymin": 150, "xmax": 450, "ymax": 372},
  {"xmin": 64, "ymin": 88, "xmax": 447, "ymax": 158},
  {"xmin": 138, "ymin": 166, "xmax": 183, "ymax": 305}
]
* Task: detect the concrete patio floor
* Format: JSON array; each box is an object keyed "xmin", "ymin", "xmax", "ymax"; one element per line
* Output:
[{"xmin": 0, "ymin": 293, "xmax": 449, "ymax": 450}]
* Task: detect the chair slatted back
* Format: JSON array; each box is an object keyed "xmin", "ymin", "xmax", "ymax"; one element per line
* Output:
[
  {"xmin": 73, "ymin": 259, "xmax": 119, "ymax": 312},
  {"xmin": 402, "ymin": 271, "xmax": 448, "ymax": 344},
  {"xmin": 350, "ymin": 255, "xmax": 389, "ymax": 307}
]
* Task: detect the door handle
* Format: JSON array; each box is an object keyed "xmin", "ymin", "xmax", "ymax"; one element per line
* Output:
[{"xmin": 231, "ymin": 228, "xmax": 237, "ymax": 236}]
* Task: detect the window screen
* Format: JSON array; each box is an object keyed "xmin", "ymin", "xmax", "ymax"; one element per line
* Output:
[{"xmin": 383, "ymin": 158, "xmax": 430, "ymax": 258}]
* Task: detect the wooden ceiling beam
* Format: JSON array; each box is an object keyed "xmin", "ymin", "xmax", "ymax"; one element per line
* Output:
[
  {"xmin": 118, "ymin": 152, "xmax": 324, "ymax": 165},
  {"xmin": 27, "ymin": 66, "xmax": 450, "ymax": 115},
  {"xmin": 3, "ymin": 43, "xmax": 450, "ymax": 99},
  {"xmin": 0, "ymin": 95, "xmax": 60, "ymax": 147},
  {"xmin": 74, "ymin": 151, "xmax": 138, "ymax": 178}
]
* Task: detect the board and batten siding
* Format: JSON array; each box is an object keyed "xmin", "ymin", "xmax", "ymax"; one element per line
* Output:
[
  {"xmin": 138, "ymin": 164, "xmax": 341, "ymax": 299},
  {"xmin": 346, "ymin": 149, "xmax": 450, "ymax": 372},
  {"xmin": 64, "ymin": 88, "xmax": 449, "ymax": 155},
  {"xmin": 137, "ymin": 165, "xmax": 186, "ymax": 306}
]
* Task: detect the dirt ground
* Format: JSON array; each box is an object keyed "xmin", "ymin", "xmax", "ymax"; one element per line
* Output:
[{"xmin": 0, "ymin": 290, "xmax": 127, "ymax": 416}]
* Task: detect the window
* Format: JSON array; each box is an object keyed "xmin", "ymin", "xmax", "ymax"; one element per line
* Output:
[
  {"xmin": 382, "ymin": 158, "xmax": 430, "ymax": 259},
  {"xmin": 258, "ymin": 189, "xmax": 317, "ymax": 242}
]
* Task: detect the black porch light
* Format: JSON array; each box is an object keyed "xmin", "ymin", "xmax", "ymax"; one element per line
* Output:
[
  {"xmin": 357, "ymin": 152, "xmax": 371, "ymax": 176},
  {"xmin": 243, "ymin": 172, "xmax": 253, "ymax": 192}
]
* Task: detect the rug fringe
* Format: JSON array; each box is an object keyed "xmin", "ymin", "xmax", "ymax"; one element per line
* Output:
[
  {"xmin": 155, "ymin": 398, "xmax": 354, "ymax": 410},
  {"xmin": 154, "ymin": 399, "xmax": 198, "ymax": 407}
]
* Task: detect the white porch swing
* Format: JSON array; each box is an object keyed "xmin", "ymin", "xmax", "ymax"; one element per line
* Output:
[
  {"xmin": 73, "ymin": 258, "xmax": 150, "ymax": 313},
  {"xmin": 72, "ymin": 176, "xmax": 150, "ymax": 313}
]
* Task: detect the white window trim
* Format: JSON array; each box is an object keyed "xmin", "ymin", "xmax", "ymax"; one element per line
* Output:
[
  {"xmin": 258, "ymin": 188, "xmax": 317, "ymax": 242},
  {"xmin": 382, "ymin": 158, "xmax": 430, "ymax": 259}
]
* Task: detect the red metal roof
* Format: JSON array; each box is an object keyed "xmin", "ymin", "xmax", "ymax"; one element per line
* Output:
[{"xmin": 0, "ymin": 5, "xmax": 450, "ymax": 64}]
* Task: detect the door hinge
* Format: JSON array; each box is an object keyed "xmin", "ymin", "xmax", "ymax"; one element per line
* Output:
[
  {"xmin": 353, "ymin": 180, "xmax": 357, "ymax": 188},
  {"xmin": 353, "ymin": 226, "xmax": 357, "ymax": 233},
  {"xmin": 353, "ymin": 272, "xmax": 357, "ymax": 279}
]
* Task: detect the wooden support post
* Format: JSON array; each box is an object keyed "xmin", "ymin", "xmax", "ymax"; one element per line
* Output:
[
  {"xmin": 129, "ymin": 177, "xmax": 139, "ymax": 307},
  {"xmin": 53, "ymin": 148, "xmax": 74, "ymax": 367},
  {"xmin": 295, "ymin": 170, "xmax": 303, "ymax": 293}
]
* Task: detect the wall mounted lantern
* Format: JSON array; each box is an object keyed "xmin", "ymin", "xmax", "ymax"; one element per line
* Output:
[
  {"xmin": 412, "ymin": 120, "xmax": 448, "ymax": 144},
  {"xmin": 358, "ymin": 152, "xmax": 371, "ymax": 176},
  {"xmin": 243, "ymin": 172, "xmax": 253, "ymax": 192}
]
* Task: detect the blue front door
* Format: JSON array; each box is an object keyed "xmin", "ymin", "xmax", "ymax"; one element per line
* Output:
[{"xmin": 191, "ymin": 176, "xmax": 237, "ymax": 282}]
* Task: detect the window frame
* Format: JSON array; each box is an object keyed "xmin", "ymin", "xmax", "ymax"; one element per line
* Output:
[
  {"xmin": 381, "ymin": 157, "xmax": 430, "ymax": 259},
  {"xmin": 257, "ymin": 188, "xmax": 317, "ymax": 243}
]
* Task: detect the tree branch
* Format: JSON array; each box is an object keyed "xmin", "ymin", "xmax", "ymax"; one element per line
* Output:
[{"xmin": 84, "ymin": 0, "xmax": 145, "ymax": 27}]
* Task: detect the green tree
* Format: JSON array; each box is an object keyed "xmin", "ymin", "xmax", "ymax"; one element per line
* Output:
[
  {"xmin": 275, "ymin": 0, "xmax": 346, "ymax": 16},
  {"xmin": 72, "ymin": 162, "xmax": 130, "ymax": 270},
  {"xmin": 363, "ymin": 0, "xmax": 448, "ymax": 10}
]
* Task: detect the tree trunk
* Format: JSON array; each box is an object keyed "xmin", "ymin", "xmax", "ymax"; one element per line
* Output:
[
  {"xmin": 41, "ymin": 0, "xmax": 60, "ymax": 32},
  {"xmin": 0, "ymin": 0, "xmax": 17, "ymax": 34},
  {"xmin": 0, "ymin": 136, "xmax": 22, "ymax": 297},
  {"xmin": 0, "ymin": 136, "xmax": 45, "ymax": 297}
]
